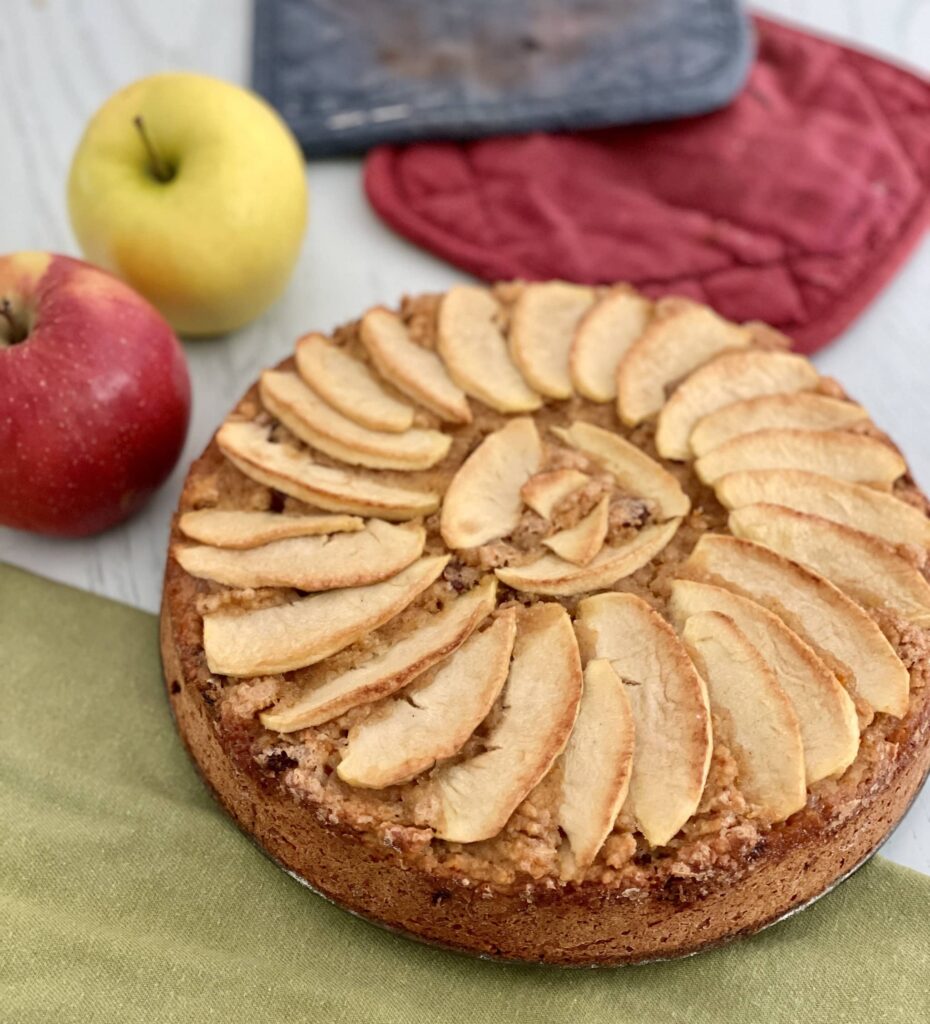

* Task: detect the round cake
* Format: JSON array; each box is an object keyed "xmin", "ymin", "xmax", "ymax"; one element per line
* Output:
[{"xmin": 161, "ymin": 283, "xmax": 930, "ymax": 965}]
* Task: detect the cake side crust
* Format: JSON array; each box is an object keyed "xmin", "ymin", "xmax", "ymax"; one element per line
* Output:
[{"xmin": 161, "ymin": 586, "xmax": 930, "ymax": 965}]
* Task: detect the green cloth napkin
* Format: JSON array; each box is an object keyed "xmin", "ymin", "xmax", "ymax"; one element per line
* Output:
[{"xmin": 2, "ymin": 563, "xmax": 929, "ymax": 1024}]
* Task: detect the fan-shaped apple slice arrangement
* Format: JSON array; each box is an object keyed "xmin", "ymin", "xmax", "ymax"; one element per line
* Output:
[{"xmin": 172, "ymin": 280, "xmax": 930, "ymax": 880}]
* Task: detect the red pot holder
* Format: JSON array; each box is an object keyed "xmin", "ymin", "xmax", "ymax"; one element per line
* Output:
[{"xmin": 365, "ymin": 16, "xmax": 930, "ymax": 353}]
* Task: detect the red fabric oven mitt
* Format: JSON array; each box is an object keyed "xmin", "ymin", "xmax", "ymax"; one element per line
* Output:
[{"xmin": 365, "ymin": 16, "xmax": 930, "ymax": 353}]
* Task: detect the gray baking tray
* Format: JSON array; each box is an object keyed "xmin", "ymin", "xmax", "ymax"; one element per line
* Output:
[{"xmin": 252, "ymin": 0, "xmax": 753, "ymax": 155}]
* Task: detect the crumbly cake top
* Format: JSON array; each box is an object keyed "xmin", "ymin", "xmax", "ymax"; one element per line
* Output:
[{"xmin": 169, "ymin": 282, "xmax": 930, "ymax": 895}]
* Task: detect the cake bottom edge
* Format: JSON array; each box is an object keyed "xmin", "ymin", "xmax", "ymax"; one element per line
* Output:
[{"xmin": 159, "ymin": 597, "xmax": 930, "ymax": 967}]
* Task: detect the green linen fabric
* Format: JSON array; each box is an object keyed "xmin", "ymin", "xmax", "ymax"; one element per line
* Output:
[{"xmin": 2, "ymin": 562, "xmax": 929, "ymax": 1024}]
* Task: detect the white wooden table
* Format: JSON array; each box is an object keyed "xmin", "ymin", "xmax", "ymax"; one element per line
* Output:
[{"xmin": 2, "ymin": 0, "xmax": 928, "ymax": 872}]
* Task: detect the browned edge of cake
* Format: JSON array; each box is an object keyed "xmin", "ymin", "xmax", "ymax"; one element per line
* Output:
[{"xmin": 161, "ymin": 581, "xmax": 930, "ymax": 966}]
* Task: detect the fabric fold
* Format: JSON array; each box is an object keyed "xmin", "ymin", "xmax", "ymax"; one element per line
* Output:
[{"xmin": 365, "ymin": 16, "xmax": 930, "ymax": 353}]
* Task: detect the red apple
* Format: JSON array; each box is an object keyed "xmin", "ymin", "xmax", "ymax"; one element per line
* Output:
[{"xmin": 0, "ymin": 252, "xmax": 191, "ymax": 537}]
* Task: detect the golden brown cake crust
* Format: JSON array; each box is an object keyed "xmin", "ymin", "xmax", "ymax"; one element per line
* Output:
[
  {"xmin": 162, "ymin": 590, "xmax": 930, "ymax": 964},
  {"xmin": 161, "ymin": 289, "xmax": 930, "ymax": 965}
]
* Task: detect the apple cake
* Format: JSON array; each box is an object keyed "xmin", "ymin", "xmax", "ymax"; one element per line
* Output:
[{"xmin": 161, "ymin": 283, "xmax": 930, "ymax": 965}]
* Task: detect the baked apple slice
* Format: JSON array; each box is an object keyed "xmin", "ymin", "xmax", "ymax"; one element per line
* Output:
[
  {"xmin": 550, "ymin": 421, "xmax": 690, "ymax": 519},
  {"xmin": 690, "ymin": 393, "xmax": 868, "ymax": 456},
  {"xmin": 441, "ymin": 417, "xmax": 543, "ymax": 549},
  {"xmin": 729, "ymin": 504, "xmax": 930, "ymax": 626},
  {"xmin": 669, "ymin": 579, "xmax": 858, "ymax": 783},
  {"xmin": 521, "ymin": 469, "xmax": 589, "ymax": 518},
  {"xmin": 682, "ymin": 612, "xmax": 807, "ymax": 823},
  {"xmin": 431, "ymin": 603, "xmax": 583, "ymax": 843},
  {"xmin": 360, "ymin": 307, "xmax": 471, "ymax": 423},
  {"xmin": 178, "ymin": 509, "xmax": 364, "ymax": 548},
  {"xmin": 203, "ymin": 554, "xmax": 448, "ymax": 677},
  {"xmin": 260, "ymin": 371, "xmax": 451, "ymax": 471},
  {"xmin": 175, "ymin": 519, "xmax": 424, "ymax": 591},
  {"xmin": 495, "ymin": 518, "xmax": 681, "ymax": 596},
  {"xmin": 437, "ymin": 286, "xmax": 542, "ymax": 413},
  {"xmin": 295, "ymin": 333, "xmax": 415, "ymax": 433},
  {"xmin": 715, "ymin": 469, "xmax": 930, "ymax": 551},
  {"xmin": 574, "ymin": 593, "xmax": 712, "ymax": 848},
  {"xmin": 261, "ymin": 576, "xmax": 497, "ymax": 732},
  {"xmin": 556, "ymin": 659, "xmax": 635, "ymax": 879},
  {"xmin": 685, "ymin": 535, "xmax": 909, "ymax": 717},
  {"xmin": 616, "ymin": 299, "xmax": 751, "ymax": 425},
  {"xmin": 337, "ymin": 606, "xmax": 516, "ymax": 788},
  {"xmin": 542, "ymin": 495, "xmax": 609, "ymax": 566},
  {"xmin": 655, "ymin": 350, "xmax": 820, "ymax": 459},
  {"xmin": 695, "ymin": 429, "xmax": 906, "ymax": 489},
  {"xmin": 568, "ymin": 287, "xmax": 651, "ymax": 402},
  {"xmin": 217, "ymin": 421, "xmax": 439, "ymax": 520},
  {"xmin": 507, "ymin": 282, "xmax": 596, "ymax": 398}
]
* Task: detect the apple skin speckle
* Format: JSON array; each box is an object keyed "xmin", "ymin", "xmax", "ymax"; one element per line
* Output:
[{"xmin": 0, "ymin": 252, "xmax": 191, "ymax": 537}]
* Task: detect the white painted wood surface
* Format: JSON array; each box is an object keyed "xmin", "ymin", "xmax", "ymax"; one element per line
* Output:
[{"xmin": 1, "ymin": 0, "xmax": 928, "ymax": 872}]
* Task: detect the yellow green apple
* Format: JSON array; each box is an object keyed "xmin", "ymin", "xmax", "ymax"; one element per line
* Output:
[{"xmin": 67, "ymin": 73, "xmax": 308, "ymax": 337}]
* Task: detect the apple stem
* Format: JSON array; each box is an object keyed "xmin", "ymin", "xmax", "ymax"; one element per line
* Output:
[
  {"xmin": 0, "ymin": 298, "xmax": 28, "ymax": 346},
  {"xmin": 133, "ymin": 115, "xmax": 174, "ymax": 183}
]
